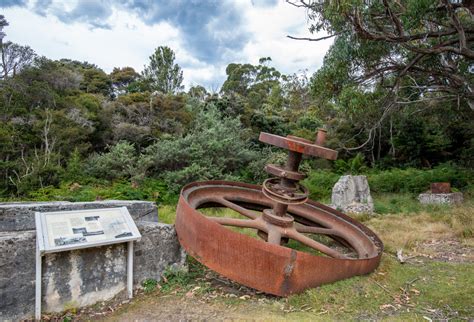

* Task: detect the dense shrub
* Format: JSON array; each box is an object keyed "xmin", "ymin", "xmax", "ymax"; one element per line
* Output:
[
  {"xmin": 368, "ymin": 164, "xmax": 474, "ymax": 193},
  {"xmin": 85, "ymin": 141, "xmax": 142, "ymax": 181},
  {"xmin": 142, "ymin": 106, "xmax": 259, "ymax": 192},
  {"xmin": 26, "ymin": 178, "xmax": 174, "ymax": 204},
  {"xmin": 303, "ymin": 170, "xmax": 340, "ymax": 200},
  {"xmin": 304, "ymin": 163, "xmax": 474, "ymax": 201}
]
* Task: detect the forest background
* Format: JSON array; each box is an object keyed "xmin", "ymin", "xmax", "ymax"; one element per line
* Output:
[{"xmin": 0, "ymin": 0, "xmax": 473, "ymax": 206}]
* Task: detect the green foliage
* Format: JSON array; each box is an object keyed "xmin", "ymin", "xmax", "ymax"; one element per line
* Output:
[
  {"xmin": 304, "ymin": 164, "xmax": 473, "ymax": 203},
  {"xmin": 368, "ymin": 164, "xmax": 474, "ymax": 194},
  {"xmin": 0, "ymin": 40, "xmax": 36, "ymax": 79},
  {"xmin": 142, "ymin": 278, "xmax": 158, "ymax": 293},
  {"xmin": 221, "ymin": 59, "xmax": 282, "ymax": 97},
  {"xmin": 62, "ymin": 149, "xmax": 84, "ymax": 183},
  {"xmin": 24, "ymin": 178, "xmax": 173, "ymax": 205},
  {"xmin": 334, "ymin": 153, "xmax": 367, "ymax": 174},
  {"xmin": 85, "ymin": 142, "xmax": 142, "ymax": 181},
  {"xmin": 142, "ymin": 46, "xmax": 183, "ymax": 94},
  {"xmin": 1, "ymin": 22, "xmax": 473, "ymax": 201},
  {"xmin": 110, "ymin": 66, "xmax": 139, "ymax": 94},
  {"xmin": 142, "ymin": 106, "xmax": 259, "ymax": 192},
  {"xmin": 12, "ymin": 155, "xmax": 64, "ymax": 197},
  {"xmin": 303, "ymin": 170, "xmax": 340, "ymax": 201},
  {"xmin": 158, "ymin": 257, "xmax": 207, "ymax": 294},
  {"xmin": 80, "ymin": 67, "xmax": 112, "ymax": 97}
]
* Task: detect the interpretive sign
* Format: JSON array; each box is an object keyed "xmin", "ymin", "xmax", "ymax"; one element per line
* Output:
[
  {"xmin": 35, "ymin": 207, "xmax": 141, "ymax": 319},
  {"xmin": 36, "ymin": 207, "xmax": 141, "ymax": 253}
]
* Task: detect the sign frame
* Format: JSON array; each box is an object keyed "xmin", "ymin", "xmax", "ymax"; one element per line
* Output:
[
  {"xmin": 35, "ymin": 207, "xmax": 142, "ymax": 319},
  {"xmin": 36, "ymin": 207, "xmax": 141, "ymax": 253}
]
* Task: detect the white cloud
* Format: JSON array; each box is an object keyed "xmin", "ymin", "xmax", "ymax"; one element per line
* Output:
[
  {"xmin": 1, "ymin": 1, "xmax": 332, "ymax": 89},
  {"xmin": 239, "ymin": 1, "xmax": 333, "ymax": 75},
  {"xmin": 3, "ymin": 6, "xmax": 181, "ymax": 71}
]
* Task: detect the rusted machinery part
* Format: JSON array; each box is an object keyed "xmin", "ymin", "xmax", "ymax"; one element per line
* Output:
[
  {"xmin": 175, "ymin": 181, "xmax": 384, "ymax": 297},
  {"xmin": 262, "ymin": 177, "xmax": 309, "ymax": 204},
  {"xmin": 259, "ymin": 132, "xmax": 338, "ymax": 160},
  {"xmin": 264, "ymin": 164, "xmax": 306, "ymax": 181}
]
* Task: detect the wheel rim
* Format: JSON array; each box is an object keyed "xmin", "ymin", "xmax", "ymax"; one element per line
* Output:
[{"xmin": 175, "ymin": 181, "xmax": 383, "ymax": 296}]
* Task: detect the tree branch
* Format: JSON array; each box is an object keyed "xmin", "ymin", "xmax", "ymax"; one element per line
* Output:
[{"xmin": 287, "ymin": 33, "xmax": 341, "ymax": 42}]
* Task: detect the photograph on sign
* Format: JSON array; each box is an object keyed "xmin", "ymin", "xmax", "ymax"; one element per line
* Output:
[{"xmin": 44, "ymin": 208, "xmax": 135, "ymax": 248}]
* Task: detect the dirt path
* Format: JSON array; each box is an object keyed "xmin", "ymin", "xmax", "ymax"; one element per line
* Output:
[{"xmin": 101, "ymin": 294, "xmax": 282, "ymax": 321}]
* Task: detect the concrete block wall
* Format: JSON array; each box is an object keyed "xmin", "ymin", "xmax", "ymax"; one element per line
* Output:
[{"xmin": 0, "ymin": 201, "xmax": 186, "ymax": 320}]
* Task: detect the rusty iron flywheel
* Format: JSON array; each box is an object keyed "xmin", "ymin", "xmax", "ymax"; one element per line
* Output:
[{"xmin": 175, "ymin": 129, "xmax": 383, "ymax": 296}]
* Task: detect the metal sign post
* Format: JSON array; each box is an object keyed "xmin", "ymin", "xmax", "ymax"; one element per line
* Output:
[{"xmin": 35, "ymin": 207, "xmax": 141, "ymax": 320}]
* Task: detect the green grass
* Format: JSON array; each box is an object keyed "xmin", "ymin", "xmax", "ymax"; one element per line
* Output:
[
  {"xmin": 284, "ymin": 256, "xmax": 474, "ymax": 320},
  {"xmin": 373, "ymin": 193, "xmax": 452, "ymax": 214},
  {"xmin": 158, "ymin": 204, "xmax": 178, "ymax": 224},
  {"xmin": 145, "ymin": 253, "xmax": 473, "ymax": 321}
]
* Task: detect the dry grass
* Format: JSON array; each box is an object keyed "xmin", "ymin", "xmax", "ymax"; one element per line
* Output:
[
  {"xmin": 366, "ymin": 202, "xmax": 474, "ymax": 258},
  {"xmin": 447, "ymin": 205, "xmax": 473, "ymax": 239},
  {"xmin": 368, "ymin": 213, "xmax": 455, "ymax": 253}
]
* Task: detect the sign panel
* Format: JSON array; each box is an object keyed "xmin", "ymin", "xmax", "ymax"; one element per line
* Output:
[{"xmin": 36, "ymin": 207, "xmax": 141, "ymax": 253}]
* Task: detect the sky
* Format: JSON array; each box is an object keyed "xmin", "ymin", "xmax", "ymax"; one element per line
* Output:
[{"xmin": 0, "ymin": 0, "xmax": 333, "ymax": 90}]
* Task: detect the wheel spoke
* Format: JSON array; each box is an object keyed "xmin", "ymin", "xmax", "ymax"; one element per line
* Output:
[
  {"xmin": 211, "ymin": 197, "xmax": 259, "ymax": 219},
  {"xmin": 286, "ymin": 230, "xmax": 348, "ymax": 259},
  {"xmin": 207, "ymin": 217, "xmax": 262, "ymax": 230},
  {"xmin": 295, "ymin": 223, "xmax": 338, "ymax": 235}
]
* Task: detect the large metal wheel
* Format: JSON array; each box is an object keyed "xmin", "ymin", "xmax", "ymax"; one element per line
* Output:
[{"xmin": 175, "ymin": 181, "xmax": 383, "ymax": 296}]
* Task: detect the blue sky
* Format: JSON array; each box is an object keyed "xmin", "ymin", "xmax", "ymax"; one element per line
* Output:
[{"xmin": 0, "ymin": 0, "xmax": 333, "ymax": 89}]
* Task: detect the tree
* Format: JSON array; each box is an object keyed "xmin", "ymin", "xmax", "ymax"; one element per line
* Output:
[
  {"xmin": 287, "ymin": 0, "xmax": 474, "ymax": 166},
  {"xmin": 0, "ymin": 16, "xmax": 36, "ymax": 80},
  {"xmin": 289, "ymin": 0, "xmax": 474, "ymax": 110},
  {"xmin": 110, "ymin": 66, "xmax": 139, "ymax": 95},
  {"xmin": 0, "ymin": 15, "xmax": 7, "ymax": 44},
  {"xmin": 81, "ymin": 67, "xmax": 112, "ymax": 97},
  {"xmin": 188, "ymin": 85, "xmax": 208, "ymax": 101},
  {"xmin": 221, "ymin": 58, "xmax": 282, "ymax": 97},
  {"xmin": 142, "ymin": 46, "xmax": 184, "ymax": 94}
]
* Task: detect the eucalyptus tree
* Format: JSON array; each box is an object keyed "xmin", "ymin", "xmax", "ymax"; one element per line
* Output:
[
  {"xmin": 289, "ymin": 0, "xmax": 474, "ymax": 109},
  {"xmin": 288, "ymin": 0, "xmax": 474, "ymax": 166}
]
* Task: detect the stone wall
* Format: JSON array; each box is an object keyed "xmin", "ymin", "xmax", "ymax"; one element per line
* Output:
[
  {"xmin": 418, "ymin": 192, "xmax": 463, "ymax": 205},
  {"xmin": 0, "ymin": 201, "xmax": 186, "ymax": 320}
]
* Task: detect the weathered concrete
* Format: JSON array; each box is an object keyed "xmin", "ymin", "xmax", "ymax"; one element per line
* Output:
[
  {"xmin": 0, "ymin": 201, "xmax": 186, "ymax": 320},
  {"xmin": 0, "ymin": 200, "xmax": 158, "ymax": 232},
  {"xmin": 330, "ymin": 175, "xmax": 374, "ymax": 214},
  {"xmin": 418, "ymin": 192, "xmax": 463, "ymax": 205}
]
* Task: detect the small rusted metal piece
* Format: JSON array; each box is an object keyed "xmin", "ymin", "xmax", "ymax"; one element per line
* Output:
[
  {"xmin": 431, "ymin": 182, "xmax": 451, "ymax": 194},
  {"xmin": 175, "ymin": 129, "xmax": 383, "ymax": 296}
]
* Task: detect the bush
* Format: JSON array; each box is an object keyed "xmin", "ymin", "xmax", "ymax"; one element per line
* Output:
[
  {"xmin": 85, "ymin": 141, "xmax": 143, "ymax": 181},
  {"xmin": 304, "ymin": 163, "xmax": 474, "ymax": 202},
  {"xmin": 334, "ymin": 153, "xmax": 367, "ymax": 174},
  {"xmin": 26, "ymin": 178, "xmax": 174, "ymax": 204},
  {"xmin": 368, "ymin": 163, "xmax": 474, "ymax": 194},
  {"xmin": 303, "ymin": 170, "xmax": 340, "ymax": 200},
  {"xmin": 142, "ymin": 106, "xmax": 259, "ymax": 192},
  {"xmin": 62, "ymin": 149, "xmax": 86, "ymax": 183}
]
